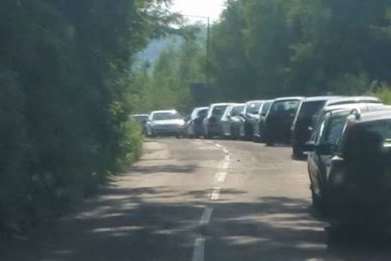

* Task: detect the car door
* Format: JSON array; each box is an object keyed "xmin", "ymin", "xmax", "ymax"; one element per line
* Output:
[{"xmin": 316, "ymin": 114, "xmax": 348, "ymax": 189}]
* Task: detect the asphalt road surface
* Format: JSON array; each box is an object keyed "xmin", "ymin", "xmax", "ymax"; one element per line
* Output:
[{"xmin": 2, "ymin": 138, "xmax": 391, "ymax": 261}]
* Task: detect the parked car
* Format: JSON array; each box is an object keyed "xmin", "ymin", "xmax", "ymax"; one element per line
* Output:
[
  {"xmin": 291, "ymin": 96, "xmax": 382, "ymax": 158},
  {"xmin": 221, "ymin": 103, "xmax": 246, "ymax": 139},
  {"xmin": 242, "ymin": 100, "xmax": 265, "ymax": 140},
  {"xmin": 255, "ymin": 100, "xmax": 274, "ymax": 142},
  {"xmin": 305, "ymin": 103, "xmax": 388, "ymax": 214},
  {"xmin": 291, "ymin": 96, "xmax": 341, "ymax": 158},
  {"xmin": 186, "ymin": 107, "xmax": 209, "ymax": 138},
  {"xmin": 145, "ymin": 110, "xmax": 185, "ymax": 137},
  {"xmin": 263, "ymin": 97, "xmax": 304, "ymax": 145},
  {"xmin": 203, "ymin": 103, "xmax": 234, "ymax": 138}
]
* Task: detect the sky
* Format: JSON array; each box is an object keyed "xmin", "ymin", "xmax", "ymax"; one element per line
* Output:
[{"xmin": 171, "ymin": 0, "xmax": 226, "ymax": 23}]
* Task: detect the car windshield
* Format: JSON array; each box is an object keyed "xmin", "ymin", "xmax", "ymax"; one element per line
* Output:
[
  {"xmin": 152, "ymin": 112, "xmax": 181, "ymax": 121},
  {"xmin": 212, "ymin": 105, "xmax": 228, "ymax": 118},
  {"xmin": 271, "ymin": 100, "xmax": 301, "ymax": 114},
  {"xmin": 246, "ymin": 102, "xmax": 262, "ymax": 114},
  {"xmin": 299, "ymin": 101, "xmax": 326, "ymax": 120}
]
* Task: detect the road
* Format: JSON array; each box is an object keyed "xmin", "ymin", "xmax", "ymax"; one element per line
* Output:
[{"xmin": 1, "ymin": 138, "xmax": 391, "ymax": 260}]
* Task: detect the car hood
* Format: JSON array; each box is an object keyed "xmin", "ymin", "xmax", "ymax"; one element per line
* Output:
[{"xmin": 152, "ymin": 119, "xmax": 184, "ymax": 125}]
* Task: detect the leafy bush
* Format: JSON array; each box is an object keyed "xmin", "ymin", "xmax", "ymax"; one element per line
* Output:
[{"xmin": 0, "ymin": 0, "xmax": 169, "ymax": 235}]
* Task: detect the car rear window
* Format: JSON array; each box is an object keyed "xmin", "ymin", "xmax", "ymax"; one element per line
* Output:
[
  {"xmin": 298, "ymin": 101, "xmax": 326, "ymax": 120},
  {"xmin": 271, "ymin": 100, "xmax": 301, "ymax": 114}
]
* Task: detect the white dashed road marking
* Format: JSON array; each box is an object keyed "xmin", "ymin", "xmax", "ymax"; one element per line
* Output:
[
  {"xmin": 200, "ymin": 207, "xmax": 214, "ymax": 226},
  {"xmin": 192, "ymin": 142, "xmax": 231, "ymax": 261},
  {"xmin": 192, "ymin": 237, "xmax": 206, "ymax": 261}
]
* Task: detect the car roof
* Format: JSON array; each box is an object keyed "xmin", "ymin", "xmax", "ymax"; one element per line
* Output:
[
  {"xmin": 326, "ymin": 96, "xmax": 381, "ymax": 106},
  {"xmin": 210, "ymin": 103, "xmax": 235, "ymax": 107},
  {"xmin": 132, "ymin": 114, "xmax": 149, "ymax": 117},
  {"xmin": 302, "ymin": 96, "xmax": 342, "ymax": 102},
  {"xmin": 273, "ymin": 97, "xmax": 305, "ymax": 102},
  {"xmin": 151, "ymin": 110, "xmax": 178, "ymax": 114},
  {"xmin": 246, "ymin": 100, "xmax": 264, "ymax": 104},
  {"xmin": 357, "ymin": 109, "xmax": 391, "ymax": 123},
  {"xmin": 192, "ymin": 107, "xmax": 209, "ymax": 112},
  {"xmin": 324, "ymin": 103, "xmax": 384, "ymax": 114}
]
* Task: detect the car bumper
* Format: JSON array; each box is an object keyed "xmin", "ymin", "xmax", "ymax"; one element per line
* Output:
[{"xmin": 152, "ymin": 126, "xmax": 184, "ymax": 135}]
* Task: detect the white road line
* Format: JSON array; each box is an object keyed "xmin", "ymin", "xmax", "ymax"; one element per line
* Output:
[
  {"xmin": 192, "ymin": 142, "xmax": 231, "ymax": 261},
  {"xmin": 200, "ymin": 207, "xmax": 214, "ymax": 226},
  {"xmin": 192, "ymin": 237, "xmax": 206, "ymax": 261}
]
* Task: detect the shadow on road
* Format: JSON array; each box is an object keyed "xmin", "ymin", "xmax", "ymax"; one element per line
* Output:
[{"xmin": 2, "ymin": 185, "xmax": 391, "ymax": 260}]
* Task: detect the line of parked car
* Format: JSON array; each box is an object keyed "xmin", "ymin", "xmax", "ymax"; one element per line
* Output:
[{"xmin": 131, "ymin": 96, "xmax": 391, "ymax": 229}]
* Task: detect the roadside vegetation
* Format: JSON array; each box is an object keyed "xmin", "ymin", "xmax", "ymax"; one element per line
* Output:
[
  {"xmin": 135, "ymin": 0, "xmax": 391, "ymax": 110},
  {"xmin": 0, "ymin": 0, "xmax": 175, "ymax": 235}
]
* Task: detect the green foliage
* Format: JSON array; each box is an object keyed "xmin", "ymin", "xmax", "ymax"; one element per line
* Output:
[
  {"xmin": 0, "ymin": 0, "xmax": 172, "ymax": 234},
  {"xmin": 132, "ymin": 27, "xmax": 207, "ymax": 112},
  {"xmin": 374, "ymin": 84, "xmax": 391, "ymax": 104},
  {"xmin": 206, "ymin": 0, "xmax": 391, "ymax": 99}
]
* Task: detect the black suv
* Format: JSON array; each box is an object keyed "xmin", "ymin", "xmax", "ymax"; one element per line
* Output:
[
  {"xmin": 306, "ymin": 104, "xmax": 391, "ymax": 227},
  {"xmin": 263, "ymin": 97, "xmax": 304, "ymax": 145},
  {"xmin": 291, "ymin": 96, "xmax": 381, "ymax": 158}
]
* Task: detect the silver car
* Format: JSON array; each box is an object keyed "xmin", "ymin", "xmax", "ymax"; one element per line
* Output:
[
  {"xmin": 145, "ymin": 110, "xmax": 185, "ymax": 137},
  {"xmin": 221, "ymin": 104, "xmax": 246, "ymax": 139}
]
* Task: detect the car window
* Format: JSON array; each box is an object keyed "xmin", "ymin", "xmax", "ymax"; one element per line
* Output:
[
  {"xmin": 152, "ymin": 112, "xmax": 181, "ymax": 121},
  {"xmin": 298, "ymin": 101, "xmax": 326, "ymax": 120},
  {"xmin": 360, "ymin": 120, "xmax": 391, "ymax": 146},
  {"xmin": 198, "ymin": 109, "xmax": 208, "ymax": 118},
  {"xmin": 231, "ymin": 105, "xmax": 245, "ymax": 116},
  {"xmin": 271, "ymin": 100, "xmax": 301, "ymax": 114},
  {"xmin": 343, "ymin": 120, "xmax": 391, "ymax": 168},
  {"xmin": 212, "ymin": 105, "xmax": 228, "ymax": 118},
  {"xmin": 320, "ymin": 115, "xmax": 348, "ymax": 146},
  {"xmin": 246, "ymin": 102, "xmax": 262, "ymax": 114}
]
